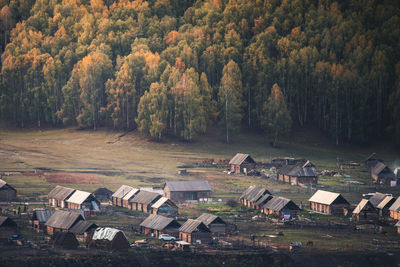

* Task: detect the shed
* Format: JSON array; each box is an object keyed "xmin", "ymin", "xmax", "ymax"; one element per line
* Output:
[
  {"xmin": 69, "ymin": 220, "xmax": 98, "ymax": 244},
  {"xmin": 50, "ymin": 232, "xmax": 79, "ymax": 249},
  {"xmin": 352, "ymin": 199, "xmax": 378, "ymax": 223},
  {"xmin": 0, "ymin": 179, "xmax": 17, "ymax": 201},
  {"xmin": 370, "ymin": 162, "xmax": 395, "ymax": 185},
  {"xmin": 93, "ymin": 187, "xmax": 113, "ymax": 202},
  {"xmin": 229, "ymin": 153, "xmax": 256, "ymax": 174},
  {"xmin": 196, "ymin": 213, "xmax": 226, "ymax": 235},
  {"xmin": 112, "ymin": 185, "xmax": 134, "ymax": 206},
  {"xmin": 277, "ymin": 161, "xmax": 318, "ymax": 185},
  {"xmin": 90, "ymin": 227, "xmax": 129, "ymax": 250},
  {"xmin": 151, "ymin": 197, "xmax": 178, "ymax": 216},
  {"xmin": 308, "ymin": 190, "xmax": 350, "ymax": 215},
  {"xmin": 140, "ymin": 214, "xmax": 181, "ymax": 238},
  {"xmin": 239, "ymin": 186, "xmax": 270, "ymax": 208},
  {"xmin": 163, "ymin": 181, "xmax": 211, "ymax": 202},
  {"xmin": 130, "ymin": 191, "xmax": 161, "ymax": 213},
  {"xmin": 66, "ymin": 190, "xmax": 100, "ymax": 211},
  {"xmin": 0, "ymin": 216, "xmax": 17, "ymax": 242},
  {"xmin": 121, "ymin": 188, "xmax": 139, "ymax": 209},
  {"xmin": 31, "ymin": 209, "xmax": 55, "ymax": 232},
  {"xmin": 48, "ymin": 185, "xmax": 75, "ymax": 208},
  {"xmin": 261, "ymin": 196, "xmax": 300, "ymax": 218},
  {"xmin": 389, "ymin": 197, "xmax": 400, "ymax": 220},
  {"xmin": 45, "ymin": 210, "xmax": 84, "ymax": 235},
  {"xmin": 179, "ymin": 219, "xmax": 211, "ymax": 244}
]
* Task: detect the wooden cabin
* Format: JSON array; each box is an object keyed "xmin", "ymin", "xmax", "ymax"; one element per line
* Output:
[
  {"xmin": 0, "ymin": 179, "xmax": 17, "ymax": 201},
  {"xmin": 48, "ymin": 186, "xmax": 75, "ymax": 208},
  {"xmin": 92, "ymin": 187, "xmax": 113, "ymax": 202},
  {"xmin": 66, "ymin": 190, "xmax": 100, "ymax": 211},
  {"xmin": 389, "ymin": 197, "xmax": 400, "ymax": 220},
  {"xmin": 277, "ymin": 161, "xmax": 318, "ymax": 185},
  {"xmin": 196, "ymin": 213, "xmax": 226, "ymax": 235},
  {"xmin": 352, "ymin": 199, "xmax": 379, "ymax": 223},
  {"xmin": 370, "ymin": 162, "xmax": 395, "ymax": 185},
  {"xmin": 45, "ymin": 210, "xmax": 84, "ymax": 235},
  {"xmin": 163, "ymin": 181, "xmax": 211, "ymax": 202},
  {"xmin": 31, "ymin": 209, "xmax": 55, "ymax": 233},
  {"xmin": 130, "ymin": 191, "xmax": 161, "ymax": 213},
  {"xmin": 229, "ymin": 153, "xmax": 256, "ymax": 174},
  {"xmin": 50, "ymin": 232, "xmax": 79, "ymax": 249},
  {"xmin": 140, "ymin": 214, "xmax": 181, "ymax": 238},
  {"xmin": 0, "ymin": 216, "xmax": 17, "ymax": 242},
  {"xmin": 111, "ymin": 185, "xmax": 134, "ymax": 207},
  {"xmin": 254, "ymin": 193, "xmax": 273, "ymax": 210},
  {"xmin": 261, "ymin": 196, "xmax": 300, "ymax": 219},
  {"xmin": 90, "ymin": 227, "xmax": 130, "ymax": 251},
  {"xmin": 376, "ymin": 195, "xmax": 396, "ymax": 217},
  {"xmin": 121, "ymin": 188, "xmax": 139, "ymax": 209},
  {"xmin": 395, "ymin": 221, "xmax": 400, "ymax": 235},
  {"xmin": 151, "ymin": 197, "xmax": 178, "ymax": 216},
  {"xmin": 69, "ymin": 220, "xmax": 98, "ymax": 244},
  {"xmin": 179, "ymin": 219, "xmax": 211, "ymax": 244},
  {"xmin": 308, "ymin": 190, "xmax": 350, "ymax": 215},
  {"xmin": 239, "ymin": 186, "xmax": 270, "ymax": 208}
]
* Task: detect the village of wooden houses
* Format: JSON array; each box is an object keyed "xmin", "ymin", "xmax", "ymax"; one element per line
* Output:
[{"xmin": 0, "ymin": 151, "xmax": 400, "ymax": 266}]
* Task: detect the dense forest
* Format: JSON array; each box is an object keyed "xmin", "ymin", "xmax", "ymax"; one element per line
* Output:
[{"xmin": 0, "ymin": 0, "xmax": 399, "ymax": 145}]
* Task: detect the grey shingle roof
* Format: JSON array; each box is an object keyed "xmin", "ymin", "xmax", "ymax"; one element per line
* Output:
[
  {"xmin": 165, "ymin": 181, "xmax": 211, "ymax": 192},
  {"xmin": 140, "ymin": 214, "xmax": 180, "ymax": 230},
  {"xmin": 130, "ymin": 190, "xmax": 161, "ymax": 205},
  {"xmin": 278, "ymin": 165, "xmax": 317, "ymax": 177},
  {"xmin": 69, "ymin": 220, "xmax": 98, "ymax": 234},
  {"xmin": 240, "ymin": 186, "xmax": 270, "ymax": 202},
  {"xmin": 179, "ymin": 219, "xmax": 210, "ymax": 233},
  {"xmin": 229, "ymin": 153, "xmax": 255, "ymax": 165},
  {"xmin": 32, "ymin": 209, "xmax": 55, "ymax": 223},
  {"xmin": 254, "ymin": 193, "xmax": 273, "ymax": 207},
  {"xmin": 262, "ymin": 196, "xmax": 299, "ymax": 212},
  {"xmin": 48, "ymin": 185, "xmax": 75, "ymax": 200},
  {"xmin": 112, "ymin": 185, "xmax": 134, "ymax": 199},
  {"xmin": 369, "ymin": 192, "xmax": 388, "ymax": 208},
  {"xmin": 389, "ymin": 197, "xmax": 400, "ymax": 212},
  {"xmin": 45, "ymin": 210, "xmax": 84, "ymax": 230},
  {"xmin": 196, "ymin": 213, "xmax": 225, "ymax": 226}
]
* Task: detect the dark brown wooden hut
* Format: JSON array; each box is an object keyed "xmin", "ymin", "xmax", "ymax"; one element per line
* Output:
[
  {"xmin": 0, "ymin": 179, "xmax": 17, "ymax": 201},
  {"xmin": 45, "ymin": 210, "xmax": 84, "ymax": 235},
  {"xmin": 277, "ymin": 161, "xmax": 318, "ymax": 185},
  {"xmin": 93, "ymin": 187, "xmax": 113, "ymax": 202},
  {"xmin": 261, "ymin": 196, "xmax": 300, "ymax": 219},
  {"xmin": 48, "ymin": 186, "xmax": 75, "ymax": 208},
  {"xmin": 69, "ymin": 220, "xmax": 98, "ymax": 244},
  {"xmin": 239, "ymin": 186, "xmax": 270, "ymax": 208},
  {"xmin": 163, "ymin": 181, "xmax": 211, "ymax": 202},
  {"xmin": 229, "ymin": 153, "xmax": 256, "ymax": 174},
  {"xmin": 31, "ymin": 209, "xmax": 55, "ymax": 232},
  {"xmin": 179, "ymin": 219, "xmax": 211, "ymax": 244},
  {"xmin": 140, "ymin": 214, "xmax": 181, "ymax": 238},
  {"xmin": 352, "ymin": 199, "xmax": 379, "ymax": 223},
  {"xmin": 196, "ymin": 213, "xmax": 226, "ymax": 235}
]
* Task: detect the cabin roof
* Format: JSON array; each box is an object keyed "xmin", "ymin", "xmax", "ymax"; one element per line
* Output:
[
  {"xmin": 32, "ymin": 209, "xmax": 55, "ymax": 223},
  {"xmin": 48, "ymin": 185, "xmax": 75, "ymax": 200},
  {"xmin": 69, "ymin": 220, "xmax": 98, "ymax": 235},
  {"xmin": 112, "ymin": 185, "xmax": 134, "ymax": 199},
  {"xmin": 66, "ymin": 190, "xmax": 92, "ymax": 204},
  {"xmin": 278, "ymin": 164, "xmax": 317, "ymax": 177},
  {"xmin": 262, "ymin": 196, "xmax": 299, "ymax": 212},
  {"xmin": 229, "ymin": 153, "xmax": 255, "ymax": 165},
  {"xmin": 140, "ymin": 214, "xmax": 179, "ymax": 230},
  {"xmin": 45, "ymin": 210, "xmax": 83, "ymax": 230},
  {"xmin": 377, "ymin": 196, "xmax": 395, "ymax": 209},
  {"xmin": 196, "ymin": 213, "xmax": 225, "ymax": 226},
  {"xmin": 179, "ymin": 219, "xmax": 210, "ymax": 233},
  {"xmin": 369, "ymin": 192, "xmax": 389, "ymax": 208},
  {"xmin": 164, "ymin": 180, "xmax": 211, "ymax": 192},
  {"xmin": 122, "ymin": 188, "xmax": 139, "ymax": 201},
  {"xmin": 151, "ymin": 197, "xmax": 176, "ymax": 209},
  {"xmin": 353, "ymin": 199, "xmax": 374, "ymax": 214},
  {"xmin": 130, "ymin": 190, "xmax": 160, "ymax": 204},
  {"xmin": 239, "ymin": 186, "xmax": 270, "ymax": 202},
  {"xmin": 308, "ymin": 190, "xmax": 349, "ymax": 205},
  {"xmin": 389, "ymin": 197, "xmax": 400, "ymax": 212}
]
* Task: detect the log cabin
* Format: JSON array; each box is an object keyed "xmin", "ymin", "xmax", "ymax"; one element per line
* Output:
[
  {"xmin": 352, "ymin": 199, "xmax": 379, "ymax": 223},
  {"xmin": 389, "ymin": 197, "xmax": 400, "ymax": 220},
  {"xmin": 261, "ymin": 196, "xmax": 300, "ymax": 219},
  {"xmin": 229, "ymin": 153, "xmax": 256, "ymax": 174},
  {"xmin": 179, "ymin": 219, "xmax": 211, "ymax": 244},
  {"xmin": 239, "ymin": 186, "xmax": 270, "ymax": 208},
  {"xmin": 0, "ymin": 179, "xmax": 17, "ymax": 201},
  {"xmin": 308, "ymin": 190, "xmax": 350, "ymax": 215},
  {"xmin": 140, "ymin": 214, "xmax": 181, "ymax": 238},
  {"xmin": 121, "ymin": 188, "xmax": 139, "ymax": 209},
  {"xmin": 196, "ymin": 213, "xmax": 226, "ymax": 235},
  {"xmin": 66, "ymin": 190, "xmax": 100, "ymax": 211},
  {"xmin": 111, "ymin": 185, "xmax": 134, "ymax": 207},
  {"xmin": 45, "ymin": 210, "xmax": 84, "ymax": 235},
  {"xmin": 130, "ymin": 190, "xmax": 161, "ymax": 213},
  {"xmin": 277, "ymin": 161, "xmax": 318, "ymax": 185},
  {"xmin": 69, "ymin": 220, "xmax": 98, "ymax": 244},
  {"xmin": 151, "ymin": 197, "xmax": 178, "ymax": 216},
  {"xmin": 31, "ymin": 209, "xmax": 55, "ymax": 233},
  {"xmin": 48, "ymin": 185, "xmax": 75, "ymax": 208},
  {"xmin": 163, "ymin": 181, "xmax": 211, "ymax": 202}
]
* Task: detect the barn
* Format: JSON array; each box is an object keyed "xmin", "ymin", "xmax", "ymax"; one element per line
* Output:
[
  {"xmin": 45, "ymin": 210, "xmax": 85, "ymax": 235},
  {"xmin": 352, "ymin": 199, "xmax": 379, "ymax": 223},
  {"xmin": 50, "ymin": 232, "xmax": 79, "ymax": 249},
  {"xmin": 229, "ymin": 153, "xmax": 256, "ymax": 174},
  {"xmin": 0, "ymin": 179, "xmax": 17, "ymax": 201},
  {"xmin": 111, "ymin": 185, "xmax": 134, "ymax": 207},
  {"xmin": 48, "ymin": 185, "xmax": 75, "ymax": 208},
  {"xmin": 179, "ymin": 219, "xmax": 211, "ymax": 244},
  {"xmin": 140, "ymin": 214, "xmax": 181, "ymax": 238},
  {"xmin": 0, "ymin": 216, "xmax": 17, "ymax": 242},
  {"xmin": 121, "ymin": 188, "xmax": 139, "ymax": 209},
  {"xmin": 261, "ymin": 196, "xmax": 300, "ymax": 219},
  {"xmin": 66, "ymin": 190, "xmax": 100, "ymax": 211},
  {"xmin": 69, "ymin": 220, "xmax": 98, "ymax": 244},
  {"xmin": 130, "ymin": 191, "xmax": 161, "ymax": 213},
  {"xmin": 163, "ymin": 181, "xmax": 211, "ymax": 202},
  {"xmin": 92, "ymin": 187, "xmax": 113, "ymax": 202},
  {"xmin": 196, "ymin": 213, "xmax": 226, "ymax": 235},
  {"xmin": 389, "ymin": 197, "xmax": 400, "ymax": 220},
  {"xmin": 239, "ymin": 186, "xmax": 270, "ymax": 208},
  {"xmin": 90, "ymin": 227, "xmax": 130, "ymax": 251},
  {"xmin": 151, "ymin": 197, "xmax": 178, "ymax": 216},
  {"xmin": 277, "ymin": 161, "xmax": 318, "ymax": 185},
  {"xmin": 31, "ymin": 209, "xmax": 55, "ymax": 233},
  {"xmin": 308, "ymin": 190, "xmax": 350, "ymax": 215}
]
